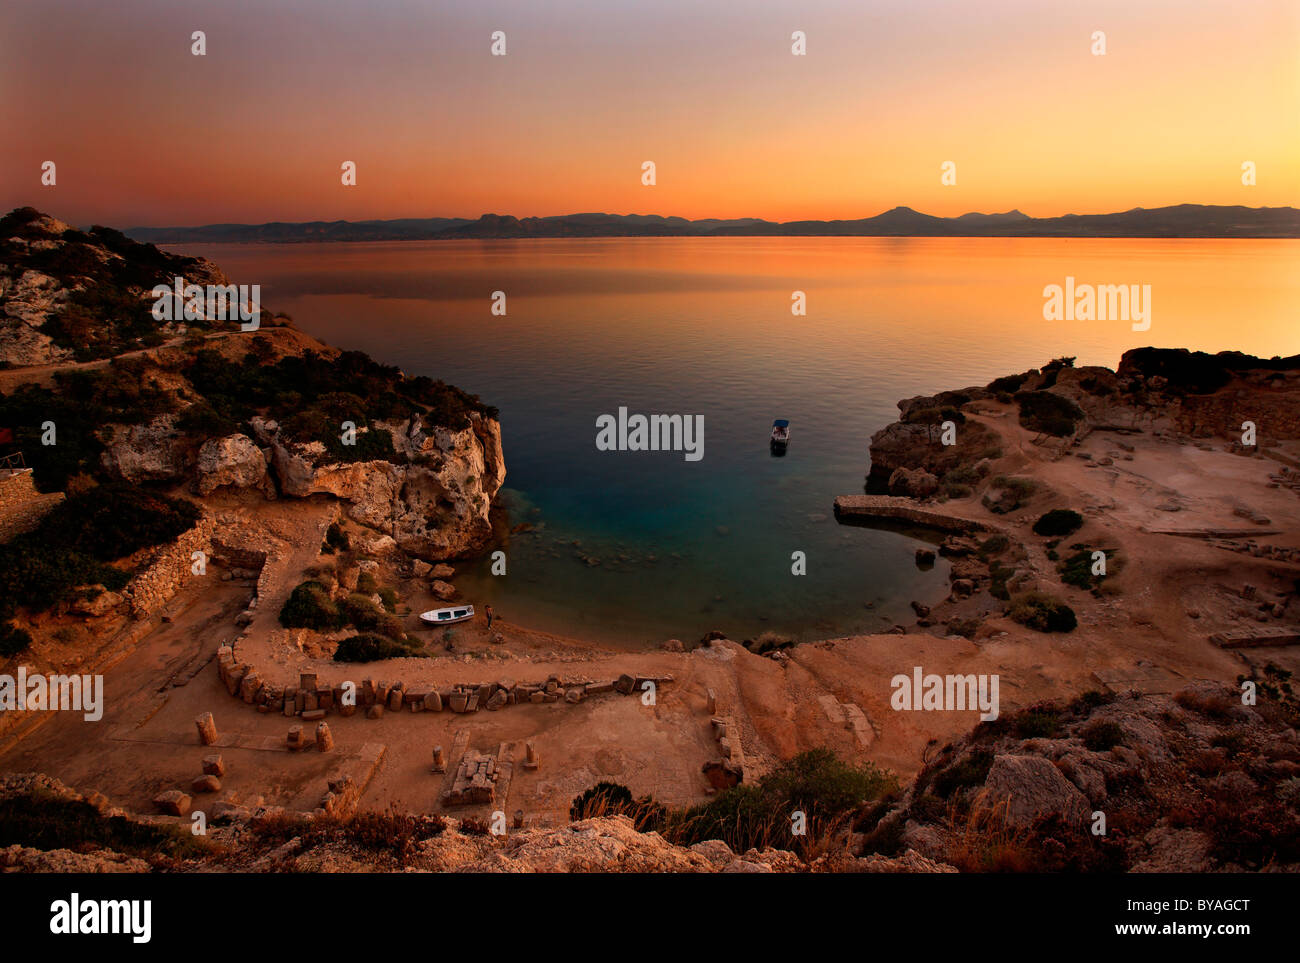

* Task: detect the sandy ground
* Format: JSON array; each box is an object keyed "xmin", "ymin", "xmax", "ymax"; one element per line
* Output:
[{"xmin": 2, "ymin": 397, "xmax": 1297, "ymax": 826}]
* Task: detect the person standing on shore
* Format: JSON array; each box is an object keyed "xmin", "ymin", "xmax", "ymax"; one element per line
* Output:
[{"xmin": 485, "ymin": 604, "xmax": 495, "ymax": 631}]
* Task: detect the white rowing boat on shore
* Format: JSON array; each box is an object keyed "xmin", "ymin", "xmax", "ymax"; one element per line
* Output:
[{"xmin": 420, "ymin": 604, "xmax": 475, "ymax": 625}]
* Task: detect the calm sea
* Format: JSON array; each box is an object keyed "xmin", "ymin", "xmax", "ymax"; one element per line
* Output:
[{"xmin": 174, "ymin": 237, "xmax": 1300, "ymax": 645}]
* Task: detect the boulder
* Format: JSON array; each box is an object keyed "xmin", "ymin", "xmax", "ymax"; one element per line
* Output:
[
  {"xmin": 153, "ymin": 790, "xmax": 191, "ymax": 816},
  {"xmin": 978, "ymin": 754, "xmax": 1091, "ymax": 829},
  {"xmin": 191, "ymin": 775, "xmax": 221, "ymax": 794},
  {"xmin": 196, "ymin": 433, "xmax": 270, "ymax": 496},
  {"xmin": 100, "ymin": 414, "xmax": 194, "ymax": 483}
]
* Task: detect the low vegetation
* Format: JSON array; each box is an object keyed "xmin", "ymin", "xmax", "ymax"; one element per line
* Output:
[
  {"xmin": 250, "ymin": 807, "xmax": 446, "ymax": 866},
  {"xmin": 332, "ymin": 633, "xmax": 426, "ymax": 662},
  {"xmin": 0, "ymin": 786, "xmax": 211, "ymax": 862},
  {"xmin": 982, "ymin": 475, "xmax": 1037, "ymax": 514},
  {"xmin": 279, "ymin": 578, "xmax": 408, "ymax": 642},
  {"xmin": 1014, "ymin": 390, "xmax": 1084, "ymax": 437},
  {"xmin": 0, "ymin": 484, "xmax": 199, "ymax": 636},
  {"xmin": 570, "ymin": 782, "xmax": 667, "ymax": 832},
  {"xmin": 1032, "ymin": 508, "xmax": 1083, "ymax": 537},
  {"xmin": 1058, "ymin": 548, "xmax": 1118, "ymax": 591},
  {"xmin": 1006, "ymin": 591, "xmax": 1078, "ymax": 633},
  {"xmin": 278, "ymin": 580, "xmax": 343, "ymax": 631}
]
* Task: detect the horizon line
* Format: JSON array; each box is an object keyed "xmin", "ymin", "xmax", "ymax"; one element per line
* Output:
[{"xmin": 113, "ymin": 201, "xmax": 1300, "ymax": 233}]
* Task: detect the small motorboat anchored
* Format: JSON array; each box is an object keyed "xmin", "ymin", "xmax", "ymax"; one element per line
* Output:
[
  {"xmin": 770, "ymin": 419, "xmax": 790, "ymax": 452},
  {"xmin": 420, "ymin": 604, "xmax": 475, "ymax": 625}
]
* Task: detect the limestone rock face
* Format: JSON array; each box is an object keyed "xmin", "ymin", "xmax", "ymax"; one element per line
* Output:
[
  {"xmin": 100, "ymin": 414, "xmax": 196, "ymax": 483},
  {"xmin": 196, "ymin": 433, "xmax": 269, "ymax": 496},
  {"xmin": 266, "ymin": 413, "xmax": 505, "ymax": 560},
  {"xmin": 0, "ymin": 267, "xmax": 76, "ymax": 365},
  {"xmin": 867, "ymin": 416, "xmax": 999, "ymax": 491}
]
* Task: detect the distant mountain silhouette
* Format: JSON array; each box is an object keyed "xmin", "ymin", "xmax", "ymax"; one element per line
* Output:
[{"xmin": 127, "ymin": 204, "xmax": 1300, "ymax": 243}]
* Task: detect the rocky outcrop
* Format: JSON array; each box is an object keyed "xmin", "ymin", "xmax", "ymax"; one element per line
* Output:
[
  {"xmin": 266, "ymin": 413, "xmax": 504, "ymax": 560},
  {"xmin": 0, "ymin": 267, "xmax": 75, "ymax": 366},
  {"xmin": 978, "ymin": 754, "xmax": 1091, "ymax": 829},
  {"xmin": 100, "ymin": 414, "xmax": 196, "ymax": 483},
  {"xmin": 867, "ymin": 410, "xmax": 1000, "ymax": 491},
  {"xmin": 888, "ymin": 467, "xmax": 939, "ymax": 498},
  {"xmin": 893, "ymin": 682, "xmax": 1300, "ymax": 872},
  {"xmin": 196, "ymin": 433, "xmax": 270, "ymax": 496}
]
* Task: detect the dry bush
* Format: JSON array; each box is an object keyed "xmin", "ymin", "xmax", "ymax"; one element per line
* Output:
[{"xmin": 943, "ymin": 799, "xmax": 1038, "ymax": 872}]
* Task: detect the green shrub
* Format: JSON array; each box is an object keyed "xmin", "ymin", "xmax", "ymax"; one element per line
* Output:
[
  {"xmin": 1058, "ymin": 549, "xmax": 1116, "ymax": 590},
  {"xmin": 1014, "ymin": 708, "xmax": 1063, "ymax": 738},
  {"xmin": 1014, "ymin": 390, "xmax": 1084, "ymax": 437},
  {"xmin": 176, "ymin": 402, "xmax": 239, "ymax": 437},
  {"xmin": 992, "ymin": 475, "xmax": 1037, "ymax": 497},
  {"xmin": 663, "ymin": 749, "xmax": 899, "ymax": 854},
  {"xmin": 945, "ymin": 464, "xmax": 986, "ymax": 486},
  {"xmin": 945, "ymin": 618, "xmax": 981, "ymax": 639},
  {"xmin": 1033, "ymin": 509, "xmax": 1083, "ymax": 537},
  {"xmin": 1082, "ymin": 721, "xmax": 1125, "ymax": 751},
  {"xmin": 340, "ymin": 593, "xmax": 405, "ymax": 640},
  {"xmin": 1007, "ymin": 592, "xmax": 1077, "ymax": 633},
  {"xmin": 279, "ymin": 580, "xmax": 343, "ymax": 630},
  {"xmin": 1069, "ymin": 690, "xmax": 1114, "ymax": 714},
  {"xmin": 332, "ymin": 633, "xmax": 421, "ymax": 662},
  {"xmin": 930, "ymin": 750, "xmax": 994, "ymax": 798},
  {"xmin": 0, "ymin": 487, "xmax": 185, "ymax": 614},
  {"xmin": 0, "ymin": 542, "xmax": 130, "ymax": 614},
  {"xmin": 988, "ymin": 373, "xmax": 1029, "ymax": 394},
  {"xmin": 33, "ymin": 484, "xmax": 200, "ymax": 561},
  {"xmin": 989, "ymin": 565, "xmax": 1013, "ymax": 601}
]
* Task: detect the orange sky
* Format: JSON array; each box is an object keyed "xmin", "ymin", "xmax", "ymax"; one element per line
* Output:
[{"xmin": 2, "ymin": 0, "xmax": 1297, "ymax": 227}]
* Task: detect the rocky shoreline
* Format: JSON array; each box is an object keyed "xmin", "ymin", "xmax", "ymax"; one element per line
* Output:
[{"xmin": 3, "ymin": 208, "xmax": 1299, "ymax": 873}]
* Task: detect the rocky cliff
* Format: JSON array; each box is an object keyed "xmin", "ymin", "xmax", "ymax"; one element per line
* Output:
[
  {"xmin": 0, "ymin": 209, "xmax": 506, "ymax": 571},
  {"xmin": 0, "ymin": 207, "xmax": 233, "ymax": 365}
]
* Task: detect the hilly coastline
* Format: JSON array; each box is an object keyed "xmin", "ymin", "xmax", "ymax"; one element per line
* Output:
[{"xmin": 125, "ymin": 204, "xmax": 1300, "ymax": 244}]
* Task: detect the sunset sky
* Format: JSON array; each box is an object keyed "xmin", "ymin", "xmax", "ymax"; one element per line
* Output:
[{"xmin": 2, "ymin": 0, "xmax": 1297, "ymax": 227}]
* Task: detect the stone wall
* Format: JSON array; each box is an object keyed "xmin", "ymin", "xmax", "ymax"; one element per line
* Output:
[
  {"xmin": 121, "ymin": 514, "xmax": 216, "ymax": 620},
  {"xmin": 832, "ymin": 495, "xmax": 990, "ymax": 533},
  {"xmin": 214, "ymin": 649, "xmax": 672, "ymax": 724}
]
